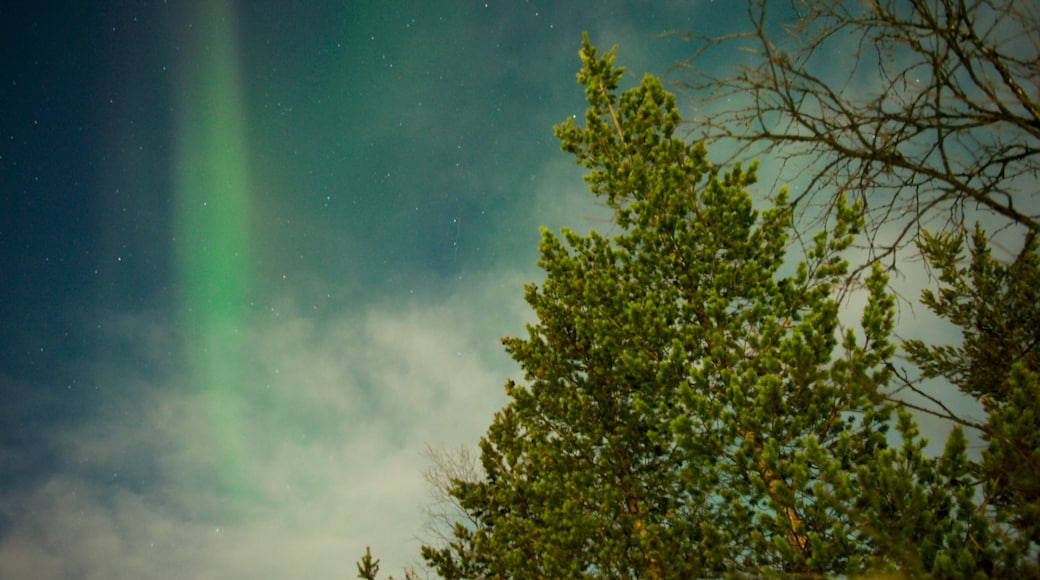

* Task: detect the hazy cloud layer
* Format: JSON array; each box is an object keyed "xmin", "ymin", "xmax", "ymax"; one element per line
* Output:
[{"xmin": 0, "ymin": 266, "xmax": 534, "ymax": 578}]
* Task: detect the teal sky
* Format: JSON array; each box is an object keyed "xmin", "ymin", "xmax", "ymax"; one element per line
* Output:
[{"xmin": 1, "ymin": 1, "xmax": 729, "ymax": 576}]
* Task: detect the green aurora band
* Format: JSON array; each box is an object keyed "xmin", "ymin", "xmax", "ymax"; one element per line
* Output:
[{"xmin": 174, "ymin": 2, "xmax": 253, "ymax": 503}]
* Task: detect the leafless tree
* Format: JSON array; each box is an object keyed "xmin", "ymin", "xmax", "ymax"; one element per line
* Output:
[
  {"xmin": 417, "ymin": 444, "xmax": 484, "ymax": 566},
  {"xmin": 674, "ymin": 0, "xmax": 1039, "ymax": 267}
]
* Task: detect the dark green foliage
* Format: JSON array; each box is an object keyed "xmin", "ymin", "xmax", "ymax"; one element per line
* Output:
[
  {"xmin": 420, "ymin": 35, "xmax": 1003, "ymax": 578},
  {"xmin": 357, "ymin": 546, "xmax": 380, "ymax": 580},
  {"xmin": 905, "ymin": 227, "xmax": 1040, "ymax": 570},
  {"xmin": 355, "ymin": 547, "xmax": 419, "ymax": 580}
]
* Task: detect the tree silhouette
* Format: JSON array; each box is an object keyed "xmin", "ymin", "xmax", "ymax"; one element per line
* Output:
[{"xmin": 676, "ymin": 0, "xmax": 1039, "ymax": 267}]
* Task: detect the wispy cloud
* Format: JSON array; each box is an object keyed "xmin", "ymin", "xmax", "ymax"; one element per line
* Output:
[{"xmin": 0, "ymin": 263, "xmax": 534, "ymax": 577}]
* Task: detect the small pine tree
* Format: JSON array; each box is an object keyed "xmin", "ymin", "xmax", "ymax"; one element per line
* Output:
[{"xmin": 356, "ymin": 546, "xmax": 380, "ymax": 580}]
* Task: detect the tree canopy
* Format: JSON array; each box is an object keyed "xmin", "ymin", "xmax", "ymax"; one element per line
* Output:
[{"xmin": 415, "ymin": 34, "xmax": 1033, "ymax": 578}]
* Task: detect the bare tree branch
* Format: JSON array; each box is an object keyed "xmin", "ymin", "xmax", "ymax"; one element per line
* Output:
[{"xmin": 671, "ymin": 0, "xmax": 1039, "ymax": 268}]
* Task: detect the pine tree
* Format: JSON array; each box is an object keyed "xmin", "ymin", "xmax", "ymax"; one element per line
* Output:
[
  {"xmin": 422, "ymin": 34, "xmax": 996, "ymax": 578},
  {"xmin": 357, "ymin": 546, "xmax": 380, "ymax": 580},
  {"xmin": 905, "ymin": 226, "xmax": 1040, "ymax": 572},
  {"xmin": 355, "ymin": 547, "xmax": 420, "ymax": 580}
]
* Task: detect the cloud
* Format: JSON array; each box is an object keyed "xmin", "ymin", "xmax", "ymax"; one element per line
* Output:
[{"xmin": 0, "ymin": 266, "xmax": 533, "ymax": 578}]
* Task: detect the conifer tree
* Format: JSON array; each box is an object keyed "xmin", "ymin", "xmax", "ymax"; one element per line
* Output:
[
  {"xmin": 357, "ymin": 546, "xmax": 380, "ymax": 580},
  {"xmin": 422, "ymin": 35, "xmax": 997, "ymax": 578},
  {"xmin": 904, "ymin": 227, "xmax": 1040, "ymax": 571},
  {"xmin": 355, "ymin": 546, "xmax": 419, "ymax": 580}
]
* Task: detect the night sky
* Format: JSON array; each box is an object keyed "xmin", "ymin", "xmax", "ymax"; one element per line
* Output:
[
  {"xmin": 0, "ymin": 0, "xmax": 983, "ymax": 577},
  {"xmin": 0, "ymin": 1, "xmax": 731, "ymax": 576}
]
